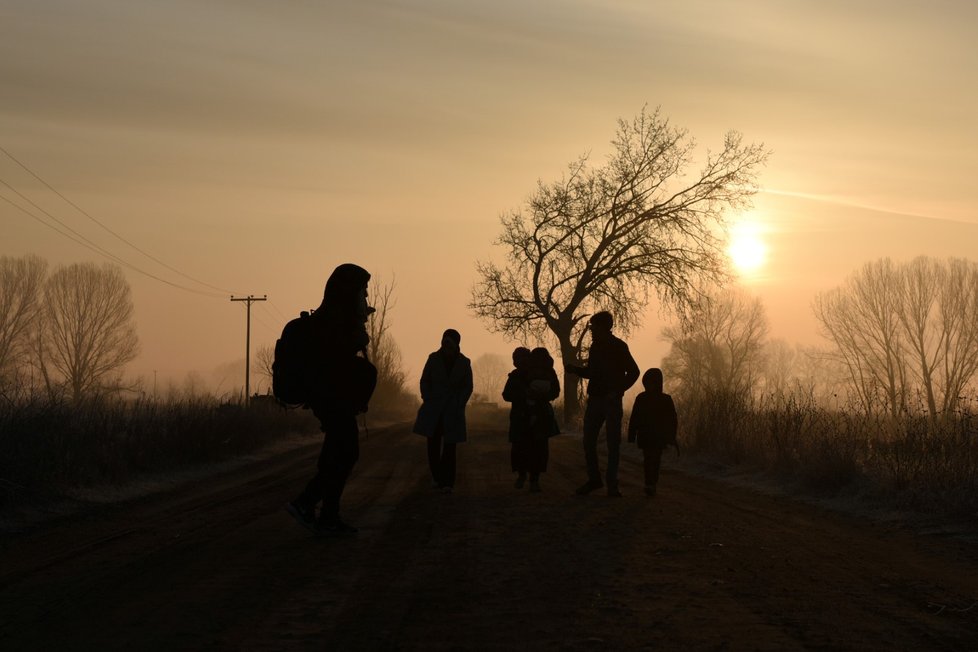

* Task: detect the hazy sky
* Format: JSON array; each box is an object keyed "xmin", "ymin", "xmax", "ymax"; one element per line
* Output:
[{"xmin": 3, "ymin": 0, "xmax": 977, "ymax": 394}]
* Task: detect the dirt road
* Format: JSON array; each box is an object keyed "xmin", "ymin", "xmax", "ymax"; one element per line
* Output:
[{"xmin": 2, "ymin": 423, "xmax": 977, "ymax": 650}]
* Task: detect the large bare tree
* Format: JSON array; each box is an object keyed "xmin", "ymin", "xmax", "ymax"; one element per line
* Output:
[
  {"xmin": 661, "ymin": 288, "xmax": 769, "ymax": 400},
  {"xmin": 34, "ymin": 262, "xmax": 139, "ymax": 402},
  {"xmin": 470, "ymin": 107, "xmax": 768, "ymax": 419},
  {"xmin": 813, "ymin": 256, "xmax": 978, "ymax": 421},
  {"xmin": 0, "ymin": 254, "xmax": 47, "ymax": 388}
]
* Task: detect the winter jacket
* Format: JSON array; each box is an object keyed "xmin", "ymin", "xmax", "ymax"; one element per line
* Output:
[
  {"xmin": 627, "ymin": 391, "xmax": 678, "ymax": 450},
  {"xmin": 413, "ymin": 351, "xmax": 473, "ymax": 443},
  {"xmin": 502, "ymin": 368, "xmax": 560, "ymax": 442},
  {"xmin": 572, "ymin": 334, "xmax": 640, "ymax": 397}
]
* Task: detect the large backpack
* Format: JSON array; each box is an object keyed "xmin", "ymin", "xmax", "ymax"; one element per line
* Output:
[
  {"xmin": 272, "ymin": 311, "xmax": 315, "ymax": 406},
  {"xmin": 272, "ymin": 311, "xmax": 378, "ymax": 412}
]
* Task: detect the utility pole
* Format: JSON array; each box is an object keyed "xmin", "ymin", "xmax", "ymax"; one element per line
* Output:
[{"xmin": 231, "ymin": 294, "xmax": 267, "ymax": 405}]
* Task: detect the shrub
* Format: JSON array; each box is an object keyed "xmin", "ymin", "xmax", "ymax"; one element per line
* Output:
[{"xmin": 675, "ymin": 390, "xmax": 978, "ymax": 516}]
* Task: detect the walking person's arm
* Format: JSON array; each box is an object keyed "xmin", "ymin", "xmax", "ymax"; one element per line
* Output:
[
  {"xmin": 502, "ymin": 372, "xmax": 522, "ymax": 403},
  {"xmin": 419, "ymin": 357, "xmax": 434, "ymax": 402},
  {"xmin": 546, "ymin": 368, "xmax": 561, "ymax": 401},
  {"xmin": 627, "ymin": 396, "xmax": 644, "ymax": 444},
  {"xmin": 666, "ymin": 395, "xmax": 680, "ymax": 455},
  {"xmin": 460, "ymin": 358, "xmax": 474, "ymax": 405},
  {"xmin": 622, "ymin": 344, "xmax": 640, "ymax": 392}
]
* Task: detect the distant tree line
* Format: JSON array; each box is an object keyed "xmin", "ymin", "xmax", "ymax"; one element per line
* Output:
[
  {"xmin": 814, "ymin": 257, "xmax": 978, "ymax": 423},
  {"xmin": 657, "ymin": 256, "xmax": 978, "ymax": 422}
]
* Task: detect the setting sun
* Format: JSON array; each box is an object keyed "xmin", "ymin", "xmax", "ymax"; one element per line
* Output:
[{"xmin": 728, "ymin": 222, "xmax": 768, "ymax": 274}]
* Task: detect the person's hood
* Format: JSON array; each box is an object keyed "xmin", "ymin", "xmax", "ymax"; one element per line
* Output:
[
  {"xmin": 642, "ymin": 368, "xmax": 664, "ymax": 393},
  {"xmin": 317, "ymin": 263, "xmax": 371, "ymax": 316}
]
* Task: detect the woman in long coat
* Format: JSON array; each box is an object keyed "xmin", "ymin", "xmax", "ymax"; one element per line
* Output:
[
  {"xmin": 413, "ymin": 329, "xmax": 473, "ymax": 492},
  {"xmin": 503, "ymin": 346, "xmax": 559, "ymax": 492}
]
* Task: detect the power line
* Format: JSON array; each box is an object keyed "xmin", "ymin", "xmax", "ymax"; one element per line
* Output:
[
  {"xmin": 252, "ymin": 307, "xmax": 280, "ymax": 337},
  {"xmin": 267, "ymin": 298, "xmax": 291, "ymax": 321},
  {"xmin": 256, "ymin": 304, "xmax": 283, "ymax": 332},
  {"xmin": 1, "ymin": 178, "xmax": 133, "ymax": 267},
  {"xmin": 1, "ymin": 186, "xmax": 227, "ymax": 298},
  {"xmin": 2, "ymin": 191, "xmax": 113, "ymax": 261},
  {"xmin": 0, "ymin": 143, "xmax": 239, "ymax": 295}
]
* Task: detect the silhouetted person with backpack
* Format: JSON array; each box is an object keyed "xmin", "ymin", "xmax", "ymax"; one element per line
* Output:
[
  {"xmin": 413, "ymin": 329, "xmax": 473, "ymax": 492},
  {"xmin": 284, "ymin": 263, "xmax": 377, "ymax": 535},
  {"xmin": 627, "ymin": 368, "xmax": 679, "ymax": 497},
  {"xmin": 566, "ymin": 311, "xmax": 640, "ymax": 497}
]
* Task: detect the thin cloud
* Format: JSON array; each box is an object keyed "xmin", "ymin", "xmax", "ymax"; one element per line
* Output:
[{"xmin": 762, "ymin": 188, "xmax": 978, "ymax": 227}]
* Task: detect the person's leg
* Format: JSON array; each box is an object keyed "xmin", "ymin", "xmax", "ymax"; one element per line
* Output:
[
  {"xmin": 294, "ymin": 408, "xmax": 335, "ymax": 510},
  {"xmin": 318, "ymin": 411, "xmax": 360, "ymax": 524},
  {"xmin": 581, "ymin": 398, "xmax": 604, "ymax": 485},
  {"xmin": 442, "ymin": 442, "xmax": 457, "ymax": 488},
  {"xmin": 535, "ymin": 437, "xmax": 550, "ymax": 474},
  {"xmin": 511, "ymin": 441, "xmax": 526, "ymax": 487},
  {"xmin": 643, "ymin": 447, "xmax": 663, "ymax": 494},
  {"xmin": 604, "ymin": 396, "xmax": 623, "ymax": 493},
  {"xmin": 427, "ymin": 427, "xmax": 443, "ymax": 486},
  {"xmin": 294, "ymin": 437, "xmax": 327, "ymax": 511},
  {"xmin": 527, "ymin": 437, "xmax": 546, "ymax": 491}
]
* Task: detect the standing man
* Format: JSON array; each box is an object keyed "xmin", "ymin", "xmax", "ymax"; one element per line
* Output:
[
  {"xmin": 566, "ymin": 311, "xmax": 640, "ymax": 497},
  {"xmin": 413, "ymin": 329, "xmax": 473, "ymax": 492},
  {"xmin": 285, "ymin": 263, "xmax": 377, "ymax": 535}
]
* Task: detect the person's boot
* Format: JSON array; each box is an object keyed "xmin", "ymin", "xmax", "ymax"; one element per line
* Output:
[
  {"xmin": 644, "ymin": 484, "xmax": 657, "ymax": 497},
  {"xmin": 529, "ymin": 477, "xmax": 542, "ymax": 493},
  {"xmin": 575, "ymin": 479, "xmax": 603, "ymax": 495},
  {"xmin": 514, "ymin": 472, "xmax": 526, "ymax": 489},
  {"xmin": 317, "ymin": 515, "xmax": 358, "ymax": 536},
  {"xmin": 285, "ymin": 501, "xmax": 318, "ymax": 534}
]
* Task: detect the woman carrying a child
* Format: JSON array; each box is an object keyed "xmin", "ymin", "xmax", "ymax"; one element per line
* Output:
[{"xmin": 502, "ymin": 346, "xmax": 560, "ymax": 492}]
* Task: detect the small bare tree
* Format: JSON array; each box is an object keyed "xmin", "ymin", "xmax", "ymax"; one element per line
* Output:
[
  {"xmin": 0, "ymin": 254, "xmax": 47, "ymax": 389},
  {"xmin": 34, "ymin": 262, "xmax": 139, "ymax": 402},
  {"xmin": 471, "ymin": 352, "xmax": 509, "ymax": 403},
  {"xmin": 760, "ymin": 338, "xmax": 797, "ymax": 398},
  {"xmin": 470, "ymin": 107, "xmax": 768, "ymax": 419},
  {"xmin": 254, "ymin": 344, "xmax": 275, "ymax": 394},
  {"xmin": 366, "ymin": 277, "xmax": 409, "ymax": 411},
  {"xmin": 661, "ymin": 288, "xmax": 769, "ymax": 400}
]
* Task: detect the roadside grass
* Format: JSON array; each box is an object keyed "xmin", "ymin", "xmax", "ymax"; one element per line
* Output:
[
  {"xmin": 677, "ymin": 391, "xmax": 978, "ymax": 518},
  {"xmin": 0, "ymin": 394, "xmax": 320, "ymax": 506}
]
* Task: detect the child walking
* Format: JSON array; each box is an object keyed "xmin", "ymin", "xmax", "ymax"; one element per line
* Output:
[{"xmin": 627, "ymin": 368, "xmax": 678, "ymax": 497}]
